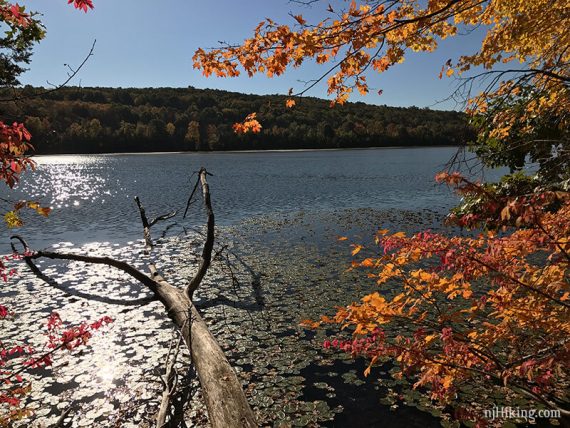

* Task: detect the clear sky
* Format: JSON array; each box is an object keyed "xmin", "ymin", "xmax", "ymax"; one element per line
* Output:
[{"xmin": 20, "ymin": 0, "xmax": 486, "ymax": 110}]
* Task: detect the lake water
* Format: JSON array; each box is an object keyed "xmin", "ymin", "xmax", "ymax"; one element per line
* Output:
[
  {"xmin": 3, "ymin": 147, "xmax": 471, "ymax": 253},
  {"xmin": 1, "ymin": 147, "xmax": 502, "ymax": 427}
]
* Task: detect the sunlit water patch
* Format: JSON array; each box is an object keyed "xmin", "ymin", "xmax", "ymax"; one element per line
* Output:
[{"xmin": 2, "ymin": 238, "xmax": 203, "ymax": 427}]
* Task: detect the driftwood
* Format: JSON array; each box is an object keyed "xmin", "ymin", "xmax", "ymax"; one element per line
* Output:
[
  {"xmin": 156, "ymin": 335, "xmax": 182, "ymax": 428},
  {"xmin": 12, "ymin": 168, "xmax": 257, "ymax": 428}
]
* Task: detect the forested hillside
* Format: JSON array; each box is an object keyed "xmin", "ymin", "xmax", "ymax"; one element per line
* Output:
[{"xmin": 1, "ymin": 86, "xmax": 472, "ymax": 153}]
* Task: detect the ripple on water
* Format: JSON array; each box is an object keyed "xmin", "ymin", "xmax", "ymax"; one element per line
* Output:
[{"xmin": 0, "ymin": 148, "xmax": 487, "ymax": 253}]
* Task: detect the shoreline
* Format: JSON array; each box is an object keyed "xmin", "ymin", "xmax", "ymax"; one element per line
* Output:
[{"xmin": 31, "ymin": 145, "xmax": 464, "ymax": 158}]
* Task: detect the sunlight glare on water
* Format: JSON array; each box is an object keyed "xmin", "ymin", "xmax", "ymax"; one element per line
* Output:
[
  {"xmin": 29, "ymin": 157, "xmax": 111, "ymax": 208},
  {"xmin": 1, "ymin": 148, "xmax": 486, "ymax": 253},
  {"xmin": 95, "ymin": 356, "xmax": 117, "ymax": 387}
]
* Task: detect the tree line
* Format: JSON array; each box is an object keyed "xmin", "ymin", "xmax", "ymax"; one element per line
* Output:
[{"xmin": 0, "ymin": 86, "xmax": 473, "ymax": 154}]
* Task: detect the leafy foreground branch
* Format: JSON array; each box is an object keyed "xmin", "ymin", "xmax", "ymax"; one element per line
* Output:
[
  {"xmin": 10, "ymin": 168, "xmax": 257, "ymax": 428},
  {"xmin": 306, "ymin": 176, "xmax": 570, "ymax": 425}
]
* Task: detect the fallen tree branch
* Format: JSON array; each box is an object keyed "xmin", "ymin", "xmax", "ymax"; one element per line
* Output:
[
  {"xmin": 137, "ymin": 168, "xmax": 255, "ymax": 427},
  {"xmin": 183, "ymin": 173, "xmax": 201, "ymax": 220},
  {"xmin": 186, "ymin": 169, "xmax": 215, "ymax": 300},
  {"xmin": 10, "ymin": 236, "xmax": 157, "ymax": 307},
  {"xmin": 156, "ymin": 334, "xmax": 182, "ymax": 428},
  {"xmin": 53, "ymin": 403, "xmax": 73, "ymax": 428},
  {"xmin": 15, "ymin": 168, "xmax": 257, "ymax": 428},
  {"xmin": 151, "ymin": 211, "xmax": 178, "ymax": 228}
]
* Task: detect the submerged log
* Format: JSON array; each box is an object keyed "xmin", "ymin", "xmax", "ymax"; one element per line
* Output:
[{"xmin": 13, "ymin": 168, "xmax": 257, "ymax": 428}]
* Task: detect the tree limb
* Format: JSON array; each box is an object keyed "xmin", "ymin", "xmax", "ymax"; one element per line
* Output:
[
  {"xmin": 156, "ymin": 334, "xmax": 183, "ymax": 428},
  {"xmin": 14, "ymin": 168, "xmax": 257, "ymax": 428},
  {"xmin": 0, "ymin": 40, "xmax": 97, "ymax": 103},
  {"xmin": 185, "ymin": 168, "xmax": 215, "ymax": 299},
  {"xmin": 10, "ymin": 235, "xmax": 157, "ymax": 307}
]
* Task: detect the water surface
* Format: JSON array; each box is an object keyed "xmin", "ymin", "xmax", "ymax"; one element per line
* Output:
[
  {"xmin": 1, "ymin": 147, "xmax": 501, "ymax": 427},
  {"xmin": 3, "ymin": 147, "xmax": 470, "ymax": 252}
]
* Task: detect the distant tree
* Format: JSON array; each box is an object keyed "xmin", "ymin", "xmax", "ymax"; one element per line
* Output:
[
  {"xmin": 85, "ymin": 118, "xmax": 102, "ymax": 140},
  {"xmin": 111, "ymin": 89, "xmax": 133, "ymax": 105},
  {"xmin": 206, "ymin": 123, "xmax": 220, "ymax": 150},
  {"xmin": 135, "ymin": 121, "xmax": 150, "ymax": 140},
  {"xmin": 65, "ymin": 121, "xmax": 84, "ymax": 141},
  {"xmin": 23, "ymin": 116, "xmax": 45, "ymax": 138},
  {"xmin": 165, "ymin": 121, "xmax": 176, "ymax": 137},
  {"xmin": 319, "ymin": 123, "xmax": 335, "ymax": 142},
  {"xmin": 184, "ymin": 120, "xmax": 200, "ymax": 150},
  {"xmin": 118, "ymin": 120, "xmax": 136, "ymax": 141}
]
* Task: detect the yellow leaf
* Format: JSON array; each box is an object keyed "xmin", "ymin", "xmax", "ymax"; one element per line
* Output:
[
  {"xmin": 393, "ymin": 293, "xmax": 405, "ymax": 303},
  {"xmin": 299, "ymin": 319, "xmax": 321, "ymax": 329},
  {"xmin": 293, "ymin": 14, "xmax": 306, "ymax": 25},
  {"xmin": 285, "ymin": 99, "xmax": 296, "ymax": 108},
  {"xmin": 35, "ymin": 206, "xmax": 51, "ymax": 217},
  {"xmin": 351, "ymin": 244, "xmax": 363, "ymax": 256},
  {"xmin": 338, "ymin": 236, "xmax": 348, "ymax": 241},
  {"xmin": 4, "ymin": 211, "xmax": 23, "ymax": 228}
]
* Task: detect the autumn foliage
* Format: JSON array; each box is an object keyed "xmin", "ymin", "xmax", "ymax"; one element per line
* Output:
[
  {"xmin": 0, "ymin": 309, "xmax": 112, "ymax": 426},
  {"xmin": 68, "ymin": 0, "xmax": 93, "ymax": 13},
  {"xmin": 0, "ymin": 120, "xmax": 51, "ymax": 229},
  {"xmin": 195, "ymin": 0, "xmax": 570, "ymax": 423},
  {"xmin": 0, "ymin": 122, "xmax": 34, "ymax": 189},
  {"xmin": 232, "ymin": 112, "xmax": 262, "ymax": 134},
  {"xmin": 194, "ymin": 0, "xmax": 569, "ymax": 130},
  {"xmin": 307, "ymin": 174, "xmax": 569, "ymax": 422}
]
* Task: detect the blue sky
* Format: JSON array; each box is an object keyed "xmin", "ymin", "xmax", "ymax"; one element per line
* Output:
[{"xmin": 20, "ymin": 0, "xmax": 485, "ymax": 110}]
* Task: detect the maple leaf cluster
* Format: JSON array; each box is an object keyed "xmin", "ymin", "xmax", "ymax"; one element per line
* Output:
[
  {"xmin": 194, "ymin": 0, "xmax": 569, "ymax": 151},
  {"xmin": 0, "ymin": 312, "xmax": 112, "ymax": 424},
  {"xmin": 232, "ymin": 112, "xmax": 262, "ymax": 134},
  {"xmin": 0, "ymin": 122, "xmax": 34, "ymax": 189},
  {"xmin": 305, "ymin": 174, "xmax": 569, "ymax": 424},
  {"xmin": 0, "ymin": 123, "xmax": 51, "ymax": 233},
  {"xmin": 67, "ymin": 0, "xmax": 93, "ymax": 13},
  {"xmin": 0, "ymin": 2, "xmax": 31, "ymax": 27}
]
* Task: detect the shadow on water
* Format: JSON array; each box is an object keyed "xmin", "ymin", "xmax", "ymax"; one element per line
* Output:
[
  {"xmin": 300, "ymin": 358, "xmax": 441, "ymax": 427},
  {"xmin": 195, "ymin": 294, "xmax": 264, "ymax": 312}
]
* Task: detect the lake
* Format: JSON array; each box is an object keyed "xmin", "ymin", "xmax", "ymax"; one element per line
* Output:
[
  {"xmin": 2, "ymin": 147, "xmax": 499, "ymax": 427},
  {"xmin": 3, "ymin": 147, "xmax": 470, "ymax": 252}
]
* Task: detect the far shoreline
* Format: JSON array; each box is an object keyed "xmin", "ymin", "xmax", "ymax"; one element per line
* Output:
[{"xmin": 31, "ymin": 144, "xmax": 465, "ymax": 158}]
